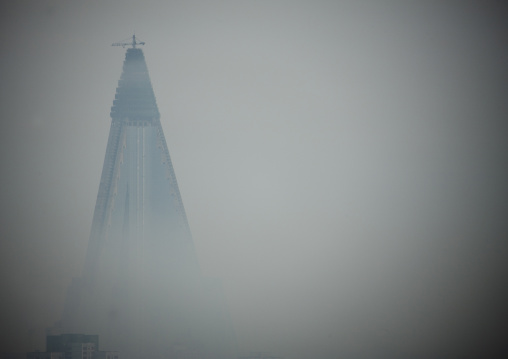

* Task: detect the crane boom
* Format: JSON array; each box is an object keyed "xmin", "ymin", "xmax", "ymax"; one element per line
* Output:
[{"xmin": 112, "ymin": 34, "xmax": 145, "ymax": 48}]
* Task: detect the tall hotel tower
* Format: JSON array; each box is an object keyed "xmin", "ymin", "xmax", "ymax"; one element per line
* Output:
[{"xmin": 57, "ymin": 37, "xmax": 235, "ymax": 359}]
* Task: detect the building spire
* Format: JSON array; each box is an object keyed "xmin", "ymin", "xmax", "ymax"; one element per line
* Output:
[{"xmin": 111, "ymin": 34, "xmax": 145, "ymax": 48}]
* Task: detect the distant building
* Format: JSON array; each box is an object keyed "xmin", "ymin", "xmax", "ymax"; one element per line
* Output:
[
  {"xmin": 55, "ymin": 35, "xmax": 236, "ymax": 359},
  {"xmin": 27, "ymin": 334, "xmax": 118, "ymax": 359},
  {"xmin": 26, "ymin": 352, "xmax": 63, "ymax": 359}
]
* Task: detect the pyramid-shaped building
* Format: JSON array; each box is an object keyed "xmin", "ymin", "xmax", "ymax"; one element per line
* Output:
[{"xmin": 58, "ymin": 40, "xmax": 236, "ymax": 359}]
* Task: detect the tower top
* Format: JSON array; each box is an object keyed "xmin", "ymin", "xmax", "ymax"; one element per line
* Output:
[{"xmin": 112, "ymin": 34, "xmax": 145, "ymax": 49}]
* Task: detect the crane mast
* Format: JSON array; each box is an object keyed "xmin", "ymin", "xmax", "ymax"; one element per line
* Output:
[{"xmin": 112, "ymin": 34, "xmax": 145, "ymax": 48}]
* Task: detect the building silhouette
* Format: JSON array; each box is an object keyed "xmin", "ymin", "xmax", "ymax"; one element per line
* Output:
[
  {"xmin": 55, "ymin": 37, "xmax": 235, "ymax": 359},
  {"xmin": 27, "ymin": 334, "xmax": 118, "ymax": 359}
]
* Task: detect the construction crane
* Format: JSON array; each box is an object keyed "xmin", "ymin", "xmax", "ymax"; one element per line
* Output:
[{"xmin": 111, "ymin": 34, "xmax": 145, "ymax": 48}]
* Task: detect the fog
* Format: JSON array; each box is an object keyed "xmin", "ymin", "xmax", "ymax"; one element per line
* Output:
[{"xmin": 1, "ymin": 1, "xmax": 507, "ymax": 358}]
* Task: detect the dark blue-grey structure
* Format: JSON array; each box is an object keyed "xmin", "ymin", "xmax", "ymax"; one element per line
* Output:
[
  {"xmin": 83, "ymin": 48, "xmax": 199, "ymax": 282},
  {"xmin": 58, "ymin": 47, "xmax": 236, "ymax": 359}
]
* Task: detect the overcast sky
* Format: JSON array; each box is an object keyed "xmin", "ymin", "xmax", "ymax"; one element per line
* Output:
[{"xmin": 1, "ymin": 1, "xmax": 508, "ymax": 358}]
